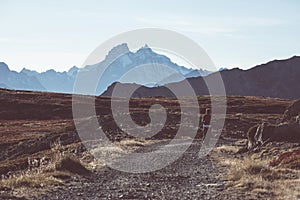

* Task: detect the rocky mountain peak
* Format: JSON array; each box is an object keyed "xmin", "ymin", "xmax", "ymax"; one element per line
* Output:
[
  {"xmin": 105, "ymin": 43, "xmax": 130, "ymax": 63},
  {"xmin": 68, "ymin": 66, "xmax": 78, "ymax": 72},
  {"xmin": 0, "ymin": 62, "xmax": 10, "ymax": 74},
  {"xmin": 136, "ymin": 44, "xmax": 154, "ymax": 54}
]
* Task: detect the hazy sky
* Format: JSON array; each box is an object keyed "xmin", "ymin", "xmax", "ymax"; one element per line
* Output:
[{"xmin": 0, "ymin": 0, "xmax": 299, "ymax": 72}]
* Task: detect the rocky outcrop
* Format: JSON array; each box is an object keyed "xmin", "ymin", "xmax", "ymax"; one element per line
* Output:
[
  {"xmin": 283, "ymin": 99, "xmax": 300, "ymax": 122},
  {"xmin": 247, "ymin": 122, "xmax": 300, "ymax": 150}
]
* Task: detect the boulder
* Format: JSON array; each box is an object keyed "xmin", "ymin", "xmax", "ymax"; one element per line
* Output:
[
  {"xmin": 283, "ymin": 99, "xmax": 300, "ymax": 122},
  {"xmin": 247, "ymin": 122, "xmax": 300, "ymax": 150}
]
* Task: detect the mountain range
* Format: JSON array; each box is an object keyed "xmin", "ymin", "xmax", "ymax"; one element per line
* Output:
[
  {"xmin": 1, "ymin": 43, "xmax": 300, "ymax": 100},
  {"xmin": 102, "ymin": 56, "xmax": 300, "ymax": 100},
  {"xmin": 0, "ymin": 44, "xmax": 211, "ymax": 94}
]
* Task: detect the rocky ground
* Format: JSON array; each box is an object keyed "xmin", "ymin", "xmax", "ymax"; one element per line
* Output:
[{"xmin": 36, "ymin": 139, "xmax": 232, "ymax": 200}]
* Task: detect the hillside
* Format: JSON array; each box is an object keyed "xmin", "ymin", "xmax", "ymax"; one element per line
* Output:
[{"xmin": 102, "ymin": 56, "xmax": 300, "ymax": 99}]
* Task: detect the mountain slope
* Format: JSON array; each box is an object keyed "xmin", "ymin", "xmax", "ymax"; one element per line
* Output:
[
  {"xmin": 217, "ymin": 56, "xmax": 300, "ymax": 99},
  {"xmin": 101, "ymin": 56, "xmax": 300, "ymax": 100}
]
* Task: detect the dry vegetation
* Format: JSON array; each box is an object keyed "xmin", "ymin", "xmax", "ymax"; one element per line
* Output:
[
  {"xmin": 213, "ymin": 143, "xmax": 300, "ymax": 199},
  {"xmin": 0, "ymin": 140, "xmax": 91, "ymax": 199},
  {"xmin": 0, "ymin": 135, "xmax": 159, "ymax": 198}
]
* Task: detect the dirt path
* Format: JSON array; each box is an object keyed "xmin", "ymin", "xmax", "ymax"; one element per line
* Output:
[{"xmin": 38, "ymin": 140, "xmax": 233, "ymax": 200}]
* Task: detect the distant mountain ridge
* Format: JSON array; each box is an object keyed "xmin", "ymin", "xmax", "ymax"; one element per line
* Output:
[
  {"xmin": 0, "ymin": 62, "xmax": 45, "ymax": 91},
  {"xmin": 102, "ymin": 56, "xmax": 300, "ymax": 100},
  {"xmin": 0, "ymin": 44, "xmax": 211, "ymax": 94},
  {"xmin": 76, "ymin": 43, "xmax": 212, "ymax": 94},
  {"xmin": 21, "ymin": 66, "xmax": 79, "ymax": 93}
]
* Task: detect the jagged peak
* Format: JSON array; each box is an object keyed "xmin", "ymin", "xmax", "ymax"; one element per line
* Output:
[
  {"xmin": 136, "ymin": 43, "xmax": 155, "ymax": 54},
  {"xmin": 0, "ymin": 62, "xmax": 10, "ymax": 71},
  {"xmin": 20, "ymin": 67, "xmax": 27, "ymax": 72},
  {"xmin": 105, "ymin": 43, "xmax": 130, "ymax": 62},
  {"xmin": 20, "ymin": 67, "xmax": 36, "ymax": 73},
  {"xmin": 143, "ymin": 44, "xmax": 150, "ymax": 48},
  {"xmin": 68, "ymin": 66, "xmax": 79, "ymax": 72},
  {"xmin": 45, "ymin": 69, "xmax": 56, "ymax": 74}
]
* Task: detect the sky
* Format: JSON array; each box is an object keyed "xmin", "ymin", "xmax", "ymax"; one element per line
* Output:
[{"xmin": 0, "ymin": 0, "xmax": 299, "ymax": 72}]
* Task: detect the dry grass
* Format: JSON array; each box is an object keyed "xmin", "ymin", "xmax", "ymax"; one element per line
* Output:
[
  {"xmin": 90, "ymin": 139, "xmax": 155, "ymax": 161},
  {"xmin": 222, "ymin": 156, "xmax": 300, "ymax": 199},
  {"xmin": 215, "ymin": 145, "xmax": 240, "ymax": 154},
  {"xmin": 270, "ymin": 148, "xmax": 300, "ymax": 169},
  {"xmin": 87, "ymin": 139, "xmax": 158, "ymax": 170},
  {"xmin": 227, "ymin": 158, "xmax": 272, "ymax": 181},
  {"xmin": 0, "ymin": 140, "xmax": 90, "ymax": 191},
  {"xmin": 0, "ymin": 172, "xmax": 64, "ymax": 189}
]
